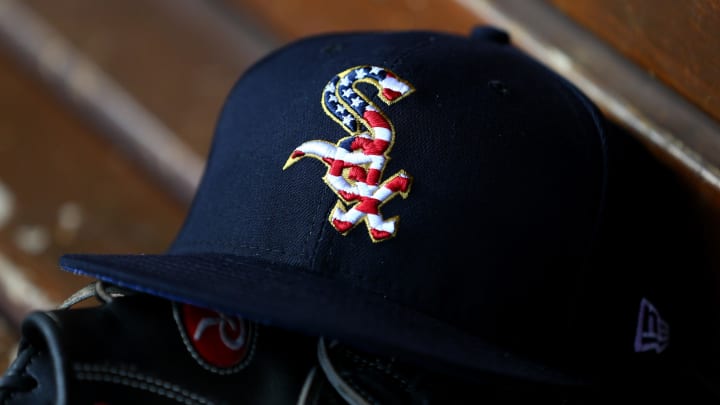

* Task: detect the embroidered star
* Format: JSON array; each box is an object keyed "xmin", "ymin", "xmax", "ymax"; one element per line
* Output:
[
  {"xmin": 335, "ymin": 104, "xmax": 346, "ymax": 114},
  {"xmin": 350, "ymin": 97, "xmax": 362, "ymax": 108},
  {"xmin": 328, "ymin": 94, "xmax": 338, "ymax": 103},
  {"xmin": 342, "ymin": 115, "xmax": 354, "ymax": 126},
  {"xmin": 354, "ymin": 68, "xmax": 367, "ymax": 79},
  {"xmin": 339, "ymin": 76, "xmax": 351, "ymax": 87},
  {"xmin": 324, "ymin": 82, "xmax": 335, "ymax": 93},
  {"xmin": 370, "ymin": 66, "xmax": 382, "ymax": 75},
  {"xmin": 342, "ymin": 88, "xmax": 355, "ymax": 98}
]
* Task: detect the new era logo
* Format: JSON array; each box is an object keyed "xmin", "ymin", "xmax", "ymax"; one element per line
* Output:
[{"xmin": 634, "ymin": 297, "xmax": 669, "ymax": 353}]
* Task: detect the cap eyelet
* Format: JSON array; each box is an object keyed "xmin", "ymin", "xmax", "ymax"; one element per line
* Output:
[
  {"xmin": 488, "ymin": 80, "xmax": 510, "ymax": 96},
  {"xmin": 321, "ymin": 43, "xmax": 344, "ymax": 54}
]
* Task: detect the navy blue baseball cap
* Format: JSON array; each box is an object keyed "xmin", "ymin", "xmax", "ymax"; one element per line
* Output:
[{"xmin": 59, "ymin": 27, "xmax": 706, "ymax": 387}]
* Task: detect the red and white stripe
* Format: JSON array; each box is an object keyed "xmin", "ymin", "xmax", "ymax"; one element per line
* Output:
[{"xmin": 284, "ymin": 65, "xmax": 415, "ymax": 242}]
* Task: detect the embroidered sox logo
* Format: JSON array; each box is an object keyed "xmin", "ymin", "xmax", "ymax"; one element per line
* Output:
[{"xmin": 283, "ymin": 66, "xmax": 414, "ymax": 242}]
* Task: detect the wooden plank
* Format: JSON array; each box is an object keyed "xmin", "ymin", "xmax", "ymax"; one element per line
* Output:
[
  {"xmin": 0, "ymin": 315, "xmax": 17, "ymax": 373},
  {"xmin": 549, "ymin": 0, "xmax": 720, "ymax": 125},
  {"xmin": 0, "ymin": 40, "xmax": 187, "ymax": 327},
  {"xmin": 225, "ymin": 0, "xmax": 483, "ymax": 42},
  {"xmin": 0, "ymin": 0, "xmax": 277, "ymax": 203},
  {"xmin": 22, "ymin": 0, "xmax": 271, "ymax": 158}
]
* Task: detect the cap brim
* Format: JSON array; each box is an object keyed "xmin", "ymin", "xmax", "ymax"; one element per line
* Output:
[{"xmin": 59, "ymin": 253, "xmax": 583, "ymax": 385}]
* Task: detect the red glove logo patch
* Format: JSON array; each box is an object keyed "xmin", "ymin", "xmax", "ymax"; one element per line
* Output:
[{"xmin": 174, "ymin": 302, "xmax": 256, "ymax": 374}]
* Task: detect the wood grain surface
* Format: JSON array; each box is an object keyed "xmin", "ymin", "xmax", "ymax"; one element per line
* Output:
[
  {"xmin": 550, "ymin": 0, "xmax": 720, "ymax": 125},
  {"xmin": 23, "ymin": 0, "xmax": 272, "ymax": 160},
  {"xmin": 0, "ymin": 315, "xmax": 17, "ymax": 375},
  {"xmin": 0, "ymin": 40, "xmax": 187, "ymax": 326},
  {"xmin": 226, "ymin": 0, "xmax": 483, "ymax": 42}
]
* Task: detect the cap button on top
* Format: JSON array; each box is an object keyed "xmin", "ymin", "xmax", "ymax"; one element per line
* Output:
[{"xmin": 470, "ymin": 26, "xmax": 510, "ymax": 45}]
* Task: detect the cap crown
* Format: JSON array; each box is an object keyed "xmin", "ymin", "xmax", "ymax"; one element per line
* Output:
[{"xmin": 170, "ymin": 28, "xmax": 607, "ymax": 362}]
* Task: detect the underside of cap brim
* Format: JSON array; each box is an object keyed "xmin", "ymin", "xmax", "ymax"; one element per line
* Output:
[{"xmin": 58, "ymin": 252, "xmax": 585, "ymax": 386}]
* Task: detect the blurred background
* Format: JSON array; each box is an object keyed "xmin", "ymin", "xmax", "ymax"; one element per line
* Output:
[{"xmin": 0, "ymin": 0, "xmax": 718, "ymax": 389}]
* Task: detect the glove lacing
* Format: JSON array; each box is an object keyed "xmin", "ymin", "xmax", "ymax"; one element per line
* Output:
[
  {"xmin": 0, "ymin": 281, "xmax": 131, "ymax": 398},
  {"xmin": 297, "ymin": 337, "xmax": 373, "ymax": 405}
]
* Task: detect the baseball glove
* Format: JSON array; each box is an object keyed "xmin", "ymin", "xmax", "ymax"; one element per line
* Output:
[{"xmin": 0, "ymin": 281, "xmax": 713, "ymax": 404}]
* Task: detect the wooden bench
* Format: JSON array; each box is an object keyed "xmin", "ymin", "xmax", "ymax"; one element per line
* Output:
[{"xmin": 0, "ymin": 0, "xmax": 717, "ymax": 378}]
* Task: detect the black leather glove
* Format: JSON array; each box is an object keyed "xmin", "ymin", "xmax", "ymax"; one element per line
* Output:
[{"xmin": 0, "ymin": 282, "xmax": 316, "ymax": 404}]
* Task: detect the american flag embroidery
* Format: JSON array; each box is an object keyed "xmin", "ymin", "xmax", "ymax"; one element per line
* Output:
[{"xmin": 283, "ymin": 66, "xmax": 414, "ymax": 242}]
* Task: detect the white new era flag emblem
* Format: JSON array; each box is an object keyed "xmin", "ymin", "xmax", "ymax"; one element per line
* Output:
[{"xmin": 634, "ymin": 297, "xmax": 670, "ymax": 353}]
